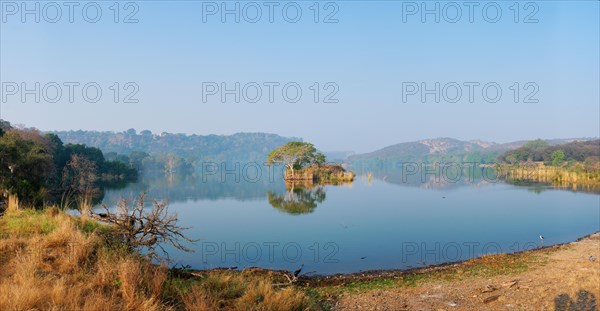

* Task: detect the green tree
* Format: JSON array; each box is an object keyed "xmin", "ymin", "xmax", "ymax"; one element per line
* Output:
[
  {"xmin": 129, "ymin": 151, "xmax": 150, "ymax": 171},
  {"xmin": 0, "ymin": 131, "xmax": 54, "ymax": 206},
  {"xmin": 266, "ymin": 142, "xmax": 325, "ymax": 178},
  {"xmin": 0, "ymin": 123, "xmax": 138, "ymax": 207},
  {"xmin": 0, "ymin": 119, "xmax": 11, "ymax": 137},
  {"xmin": 551, "ymin": 149, "xmax": 566, "ymax": 166},
  {"xmin": 314, "ymin": 152, "xmax": 326, "ymax": 167}
]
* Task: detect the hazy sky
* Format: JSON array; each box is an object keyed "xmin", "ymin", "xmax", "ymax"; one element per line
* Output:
[{"xmin": 1, "ymin": 1, "xmax": 598, "ymax": 152}]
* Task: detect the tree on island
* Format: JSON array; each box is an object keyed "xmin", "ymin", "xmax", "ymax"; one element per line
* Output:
[{"xmin": 266, "ymin": 142, "xmax": 325, "ymax": 179}]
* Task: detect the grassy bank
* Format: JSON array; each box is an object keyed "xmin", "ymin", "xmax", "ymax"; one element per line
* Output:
[
  {"xmin": 1, "ymin": 208, "xmax": 597, "ymax": 310},
  {"xmin": 0, "ymin": 208, "xmax": 321, "ymax": 310},
  {"xmin": 497, "ymin": 162, "xmax": 600, "ymax": 192}
]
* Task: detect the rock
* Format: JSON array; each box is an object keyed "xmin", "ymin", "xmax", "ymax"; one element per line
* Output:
[
  {"xmin": 482, "ymin": 285, "xmax": 498, "ymax": 293},
  {"xmin": 502, "ymin": 280, "xmax": 518, "ymax": 288},
  {"xmin": 483, "ymin": 295, "xmax": 501, "ymax": 304}
]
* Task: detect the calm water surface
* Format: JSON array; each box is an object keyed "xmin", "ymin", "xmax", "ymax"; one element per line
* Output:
[{"xmin": 98, "ymin": 173, "xmax": 600, "ymax": 275}]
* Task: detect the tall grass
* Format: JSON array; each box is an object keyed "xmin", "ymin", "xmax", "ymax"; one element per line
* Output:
[
  {"xmin": 0, "ymin": 209, "xmax": 321, "ymax": 310},
  {"xmin": 498, "ymin": 162, "xmax": 600, "ymax": 192}
]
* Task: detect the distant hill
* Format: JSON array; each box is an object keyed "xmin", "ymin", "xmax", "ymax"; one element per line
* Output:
[
  {"xmin": 347, "ymin": 137, "xmax": 596, "ymax": 166},
  {"xmin": 323, "ymin": 151, "xmax": 355, "ymax": 163},
  {"xmin": 52, "ymin": 130, "xmax": 301, "ymax": 163}
]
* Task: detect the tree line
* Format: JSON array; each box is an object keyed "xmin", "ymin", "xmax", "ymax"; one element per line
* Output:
[
  {"xmin": 53, "ymin": 129, "xmax": 298, "ymax": 164},
  {"xmin": 498, "ymin": 139, "xmax": 599, "ymax": 170},
  {"xmin": 103, "ymin": 151, "xmax": 195, "ymax": 175},
  {"xmin": 0, "ymin": 120, "xmax": 137, "ymax": 207}
]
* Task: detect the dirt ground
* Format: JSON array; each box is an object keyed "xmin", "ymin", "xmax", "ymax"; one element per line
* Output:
[{"xmin": 332, "ymin": 233, "xmax": 600, "ymax": 310}]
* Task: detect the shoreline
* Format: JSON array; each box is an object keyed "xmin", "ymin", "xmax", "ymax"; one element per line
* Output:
[
  {"xmin": 182, "ymin": 230, "xmax": 600, "ymax": 284},
  {"xmin": 1, "ymin": 207, "xmax": 598, "ymax": 310},
  {"xmin": 170, "ymin": 230, "xmax": 600, "ymax": 309},
  {"xmin": 329, "ymin": 231, "xmax": 600, "ymax": 309}
]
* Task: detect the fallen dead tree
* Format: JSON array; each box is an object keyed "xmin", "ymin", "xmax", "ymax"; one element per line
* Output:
[{"xmin": 91, "ymin": 193, "xmax": 196, "ymax": 261}]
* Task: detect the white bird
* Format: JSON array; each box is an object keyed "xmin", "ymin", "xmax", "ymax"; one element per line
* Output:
[{"xmin": 539, "ymin": 235, "xmax": 545, "ymax": 247}]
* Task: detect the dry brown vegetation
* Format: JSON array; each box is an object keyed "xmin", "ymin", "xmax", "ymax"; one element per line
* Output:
[
  {"xmin": 499, "ymin": 162, "xmax": 600, "ymax": 192},
  {"xmin": 0, "ymin": 208, "xmax": 320, "ymax": 311}
]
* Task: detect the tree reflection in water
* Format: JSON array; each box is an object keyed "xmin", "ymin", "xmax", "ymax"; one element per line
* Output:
[{"xmin": 267, "ymin": 183, "xmax": 326, "ymax": 215}]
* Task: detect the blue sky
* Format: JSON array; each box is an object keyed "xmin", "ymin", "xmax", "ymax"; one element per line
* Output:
[{"xmin": 1, "ymin": 1, "xmax": 598, "ymax": 152}]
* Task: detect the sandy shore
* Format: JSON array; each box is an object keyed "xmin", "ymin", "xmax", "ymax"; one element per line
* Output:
[{"xmin": 327, "ymin": 232, "xmax": 600, "ymax": 310}]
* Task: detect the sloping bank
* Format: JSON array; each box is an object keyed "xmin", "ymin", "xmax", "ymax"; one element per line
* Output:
[
  {"xmin": 316, "ymin": 232, "xmax": 600, "ymax": 310},
  {"xmin": 0, "ymin": 208, "xmax": 322, "ymax": 310},
  {"xmin": 1, "ymin": 208, "xmax": 597, "ymax": 310}
]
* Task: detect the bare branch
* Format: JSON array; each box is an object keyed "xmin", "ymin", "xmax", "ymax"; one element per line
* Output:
[{"xmin": 93, "ymin": 193, "xmax": 197, "ymax": 262}]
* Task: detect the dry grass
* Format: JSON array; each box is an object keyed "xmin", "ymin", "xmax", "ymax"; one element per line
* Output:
[
  {"xmin": 0, "ymin": 208, "xmax": 321, "ymax": 311},
  {"xmin": 181, "ymin": 272, "xmax": 315, "ymax": 311}
]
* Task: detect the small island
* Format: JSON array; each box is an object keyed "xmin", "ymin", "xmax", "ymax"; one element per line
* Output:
[{"xmin": 266, "ymin": 142, "xmax": 355, "ymax": 184}]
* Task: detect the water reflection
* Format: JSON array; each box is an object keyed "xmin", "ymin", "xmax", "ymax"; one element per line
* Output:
[
  {"xmin": 352, "ymin": 165, "xmax": 600, "ymax": 194},
  {"xmin": 100, "ymin": 171, "xmax": 287, "ymax": 206},
  {"xmin": 354, "ymin": 165, "xmax": 498, "ymax": 190},
  {"xmin": 267, "ymin": 183, "xmax": 327, "ymax": 215},
  {"xmin": 101, "ymin": 165, "xmax": 598, "ymax": 209},
  {"xmin": 97, "ymin": 165, "xmax": 599, "ymax": 274}
]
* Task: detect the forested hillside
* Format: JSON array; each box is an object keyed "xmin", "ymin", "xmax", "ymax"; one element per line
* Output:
[{"xmin": 53, "ymin": 129, "xmax": 301, "ymax": 164}]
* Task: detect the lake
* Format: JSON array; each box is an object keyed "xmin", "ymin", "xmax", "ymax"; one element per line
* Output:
[{"xmin": 97, "ymin": 169, "xmax": 600, "ymax": 275}]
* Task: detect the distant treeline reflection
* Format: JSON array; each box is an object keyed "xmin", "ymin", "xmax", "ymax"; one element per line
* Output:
[
  {"xmin": 352, "ymin": 162, "xmax": 600, "ymax": 194},
  {"xmin": 99, "ymin": 169, "xmax": 288, "ymax": 206}
]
